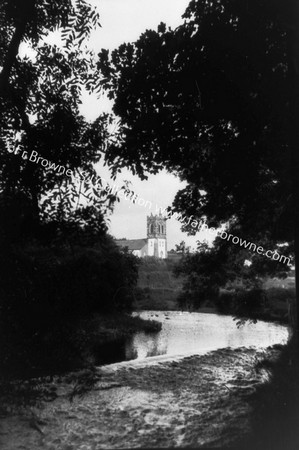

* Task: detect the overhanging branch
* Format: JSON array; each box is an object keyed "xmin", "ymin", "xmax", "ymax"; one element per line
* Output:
[{"xmin": 0, "ymin": 0, "xmax": 36, "ymax": 94}]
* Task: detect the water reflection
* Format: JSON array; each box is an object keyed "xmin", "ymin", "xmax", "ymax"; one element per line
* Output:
[
  {"xmin": 94, "ymin": 311, "xmax": 289, "ymax": 366},
  {"xmin": 125, "ymin": 333, "xmax": 167, "ymax": 360},
  {"xmin": 126, "ymin": 311, "xmax": 289, "ymax": 361}
]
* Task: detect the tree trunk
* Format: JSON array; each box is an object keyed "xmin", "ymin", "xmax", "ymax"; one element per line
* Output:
[
  {"xmin": 0, "ymin": 0, "xmax": 36, "ymax": 93},
  {"xmin": 0, "ymin": 21, "xmax": 26, "ymax": 93},
  {"xmin": 287, "ymin": 0, "xmax": 299, "ymax": 344}
]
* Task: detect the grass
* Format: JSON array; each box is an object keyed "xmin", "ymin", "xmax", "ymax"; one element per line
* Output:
[
  {"xmin": 134, "ymin": 257, "xmax": 185, "ymax": 311},
  {"xmin": 134, "ymin": 287, "xmax": 181, "ymax": 311},
  {"xmin": 137, "ymin": 258, "xmax": 184, "ymax": 288},
  {"xmin": 136, "ymin": 258, "xmax": 296, "ymax": 321}
]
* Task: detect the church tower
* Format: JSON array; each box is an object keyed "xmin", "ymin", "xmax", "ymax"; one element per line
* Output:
[{"xmin": 147, "ymin": 212, "xmax": 167, "ymax": 258}]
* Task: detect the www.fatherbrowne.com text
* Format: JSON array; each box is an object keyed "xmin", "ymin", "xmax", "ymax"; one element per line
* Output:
[{"xmin": 5, "ymin": 143, "xmax": 292, "ymax": 267}]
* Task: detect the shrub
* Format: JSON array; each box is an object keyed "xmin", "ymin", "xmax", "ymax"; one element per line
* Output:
[
  {"xmin": 266, "ymin": 287, "xmax": 295, "ymax": 303},
  {"xmin": 215, "ymin": 290, "xmax": 235, "ymax": 313},
  {"xmin": 0, "ymin": 237, "xmax": 140, "ymax": 375},
  {"xmin": 215, "ymin": 287, "xmax": 269, "ymax": 322},
  {"xmin": 232, "ymin": 288, "xmax": 269, "ymax": 320}
]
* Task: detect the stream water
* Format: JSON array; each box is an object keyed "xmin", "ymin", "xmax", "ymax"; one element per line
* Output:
[
  {"xmin": 0, "ymin": 312, "xmax": 291, "ymax": 449},
  {"xmin": 95, "ymin": 311, "xmax": 290, "ymax": 366}
]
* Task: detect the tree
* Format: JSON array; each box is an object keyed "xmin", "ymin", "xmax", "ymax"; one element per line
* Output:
[
  {"xmin": 0, "ymin": 1, "xmax": 144, "ymax": 375},
  {"xmin": 98, "ymin": 0, "xmax": 298, "ymax": 323},
  {"xmin": 0, "ymin": 0, "xmax": 119, "ymax": 241},
  {"xmin": 175, "ymin": 234, "xmax": 289, "ymax": 313},
  {"xmin": 175, "ymin": 241, "xmax": 190, "ymax": 254},
  {"xmin": 286, "ymin": 0, "xmax": 299, "ymax": 344},
  {"xmin": 99, "ymin": 0, "xmax": 292, "ymax": 237}
]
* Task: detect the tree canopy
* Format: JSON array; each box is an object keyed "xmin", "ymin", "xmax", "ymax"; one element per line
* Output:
[
  {"xmin": 0, "ymin": 1, "xmax": 144, "ymax": 376},
  {"xmin": 99, "ymin": 0, "xmax": 292, "ymax": 247},
  {"xmin": 96, "ymin": 0, "xmax": 298, "ymax": 315},
  {"xmin": 0, "ymin": 0, "xmax": 116, "ymax": 245}
]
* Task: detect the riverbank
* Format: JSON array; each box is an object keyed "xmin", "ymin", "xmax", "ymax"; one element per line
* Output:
[
  {"xmin": 135, "ymin": 292, "xmax": 291, "ymax": 326},
  {"xmin": 236, "ymin": 336, "xmax": 299, "ymax": 450},
  {"xmin": 135, "ymin": 257, "xmax": 295, "ymax": 326},
  {"xmin": 0, "ymin": 313, "xmax": 161, "ymax": 380},
  {"xmin": 0, "ymin": 345, "xmax": 283, "ymax": 449},
  {"xmin": 135, "ymin": 278, "xmax": 295, "ymax": 327}
]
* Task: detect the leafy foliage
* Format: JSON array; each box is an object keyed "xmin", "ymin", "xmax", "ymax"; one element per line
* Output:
[
  {"xmin": 216, "ymin": 289, "xmax": 269, "ymax": 326},
  {"xmin": 98, "ymin": 0, "xmax": 292, "ymax": 243},
  {"xmin": 0, "ymin": 1, "xmax": 144, "ymax": 378},
  {"xmin": 175, "ymin": 241, "xmax": 190, "ymax": 254},
  {"xmin": 0, "ymin": 236, "xmax": 140, "ymax": 375},
  {"xmin": 98, "ymin": 0, "xmax": 294, "ymax": 315},
  {"xmin": 0, "ymin": 0, "xmax": 115, "ymax": 237},
  {"xmin": 174, "ymin": 234, "xmax": 291, "ymax": 312}
]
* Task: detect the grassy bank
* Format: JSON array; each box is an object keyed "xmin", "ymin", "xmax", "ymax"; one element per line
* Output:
[
  {"xmin": 134, "ymin": 287, "xmax": 181, "ymax": 310},
  {"xmin": 135, "ymin": 283, "xmax": 295, "ymax": 326},
  {"xmin": 135, "ymin": 256, "xmax": 295, "ymax": 323},
  {"xmin": 135, "ymin": 257, "xmax": 184, "ymax": 310}
]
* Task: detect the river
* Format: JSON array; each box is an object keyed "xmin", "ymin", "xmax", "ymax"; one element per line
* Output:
[
  {"xmin": 94, "ymin": 310, "xmax": 289, "ymax": 368},
  {"xmin": 126, "ymin": 310, "xmax": 289, "ymax": 361},
  {"xmin": 0, "ymin": 312, "xmax": 290, "ymax": 449}
]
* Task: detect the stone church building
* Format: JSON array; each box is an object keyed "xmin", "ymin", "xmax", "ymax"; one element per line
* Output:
[{"xmin": 115, "ymin": 213, "xmax": 167, "ymax": 259}]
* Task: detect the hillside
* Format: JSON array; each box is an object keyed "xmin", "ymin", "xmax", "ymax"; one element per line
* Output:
[
  {"xmin": 133, "ymin": 256, "xmax": 296, "ymax": 318},
  {"xmin": 134, "ymin": 257, "xmax": 184, "ymax": 310}
]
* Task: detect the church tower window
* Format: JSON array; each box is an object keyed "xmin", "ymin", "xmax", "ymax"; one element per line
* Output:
[{"xmin": 147, "ymin": 213, "xmax": 167, "ymax": 258}]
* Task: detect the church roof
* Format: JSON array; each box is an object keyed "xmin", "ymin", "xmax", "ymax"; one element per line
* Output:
[{"xmin": 115, "ymin": 239, "xmax": 147, "ymax": 251}]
